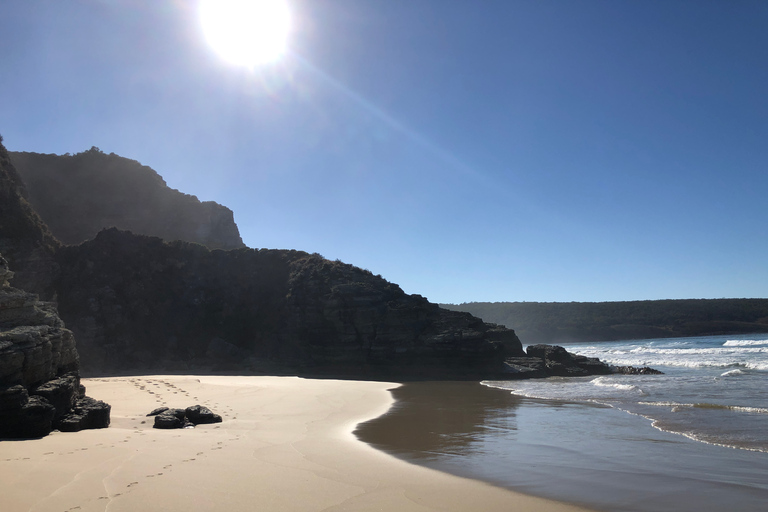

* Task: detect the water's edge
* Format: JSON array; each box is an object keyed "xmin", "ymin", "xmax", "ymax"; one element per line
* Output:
[{"xmin": 355, "ymin": 380, "xmax": 768, "ymax": 512}]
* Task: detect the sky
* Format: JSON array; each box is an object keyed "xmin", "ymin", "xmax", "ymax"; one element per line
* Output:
[{"xmin": 2, "ymin": 0, "xmax": 767, "ymax": 304}]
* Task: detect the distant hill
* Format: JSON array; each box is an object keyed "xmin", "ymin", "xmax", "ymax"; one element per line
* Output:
[
  {"xmin": 10, "ymin": 148, "xmax": 245, "ymax": 250},
  {"xmin": 441, "ymin": 300, "xmax": 768, "ymax": 343}
]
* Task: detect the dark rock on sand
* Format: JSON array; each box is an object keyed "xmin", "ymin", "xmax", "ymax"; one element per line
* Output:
[
  {"xmin": 185, "ymin": 405, "xmax": 222, "ymax": 425},
  {"xmin": 0, "ymin": 249, "xmax": 110, "ymax": 438},
  {"xmin": 153, "ymin": 412, "xmax": 183, "ymax": 429},
  {"xmin": 152, "ymin": 404, "xmax": 223, "ymax": 429},
  {"xmin": 31, "ymin": 374, "xmax": 80, "ymax": 422},
  {"xmin": 57, "ymin": 396, "xmax": 111, "ymax": 432}
]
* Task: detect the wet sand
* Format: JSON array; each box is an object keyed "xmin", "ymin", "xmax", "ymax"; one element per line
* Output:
[
  {"xmin": 0, "ymin": 376, "xmax": 593, "ymax": 512},
  {"xmin": 356, "ymin": 381, "xmax": 768, "ymax": 512}
]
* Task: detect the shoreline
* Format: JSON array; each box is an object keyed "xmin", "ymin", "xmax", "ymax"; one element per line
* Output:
[
  {"xmin": 358, "ymin": 380, "xmax": 768, "ymax": 512},
  {"xmin": 0, "ymin": 375, "xmax": 593, "ymax": 512}
]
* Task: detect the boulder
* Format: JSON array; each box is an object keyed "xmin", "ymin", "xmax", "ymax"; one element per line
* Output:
[
  {"xmin": 151, "ymin": 404, "xmax": 223, "ymax": 429},
  {"xmin": 612, "ymin": 365, "xmax": 664, "ymax": 375},
  {"xmin": 185, "ymin": 405, "xmax": 222, "ymax": 425},
  {"xmin": 32, "ymin": 374, "xmax": 80, "ymax": 422},
  {"xmin": 153, "ymin": 413, "xmax": 182, "ymax": 429},
  {"xmin": 57, "ymin": 397, "xmax": 111, "ymax": 432}
]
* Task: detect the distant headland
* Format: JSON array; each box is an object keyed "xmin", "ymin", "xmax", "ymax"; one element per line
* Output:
[{"xmin": 441, "ymin": 300, "xmax": 768, "ymax": 343}]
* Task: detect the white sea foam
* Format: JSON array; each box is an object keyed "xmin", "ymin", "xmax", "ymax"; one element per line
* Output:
[
  {"xmin": 720, "ymin": 369, "xmax": 745, "ymax": 377},
  {"xmin": 591, "ymin": 376, "xmax": 644, "ymax": 393},
  {"xmin": 627, "ymin": 346, "xmax": 768, "ymax": 355},
  {"xmin": 638, "ymin": 401, "xmax": 768, "ymax": 415},
  {"xmin": 723, "ymin": 339, "xmax": 768, "ymax": 347}
]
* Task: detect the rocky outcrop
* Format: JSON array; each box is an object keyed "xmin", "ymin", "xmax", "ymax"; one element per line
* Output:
[
  {"xmin": 284, "ymin": 256, "xmax": 523, "ymax": 377},
  {"xmin": 52, "ymin": 228, "xmax": 525, "ymax": 378},
  {"xmin": 148, "ymin": 405, "xmax": 223, "ymax": 429},
  {"xmin": 10, "ymin": 148, "xmax": 245, "ymax": 251},
  {"xmin": 0, "ymin": 253, "xmax": 110, "ymax": 438},
  {"xmin": 2, "ymin": 137, "xmax": 613, "ymax": 382},
  {"xmin": 611, "ymin": 365, "xmax": 664, "ymax": 375},
  {"xmin": 0, "ymin": 137, "xmax": 60, "ymax": 299},
  {"xmin": 501, "ymin": 344, "xmax": 613, "ymax": 378}
]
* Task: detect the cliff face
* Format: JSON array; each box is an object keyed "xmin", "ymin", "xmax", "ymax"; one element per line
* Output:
[
  {"xmin": 0, "ymin": 254, "xmax": 110, "ymax": 438},
  {"xmin": 3, "ymin": 138, "xmax": 526, "ymax": 380},
  {"xmin": 10, "ymin": 148, "xmax": 245, "ymax": 251},
  {"xmin": 0, "ymin": 139, "xmax": 60, "ymax": 299},
  {"xmin": 54, "ymin": 229, "xmax": 524, "ymax": 378}
]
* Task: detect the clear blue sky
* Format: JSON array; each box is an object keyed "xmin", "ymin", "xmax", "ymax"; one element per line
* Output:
[{"xmin": 2, "ymin": 0, "xmax": 767, "ymax": 303}]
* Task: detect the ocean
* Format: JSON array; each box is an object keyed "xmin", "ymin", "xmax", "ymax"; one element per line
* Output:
[{"xmin": 356, "ymin": 334, "xmax": 768, "ymax": 511}]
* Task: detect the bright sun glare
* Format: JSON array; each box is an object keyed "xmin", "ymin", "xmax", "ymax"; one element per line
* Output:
[{"xmin": 199, "ymin": 0, "xmax": 291, "ymax": 67}]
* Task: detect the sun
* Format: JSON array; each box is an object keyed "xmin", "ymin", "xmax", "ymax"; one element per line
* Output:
[{"xmin": 199, "ymin": 0, "xmax": 291, "ymax": 67}]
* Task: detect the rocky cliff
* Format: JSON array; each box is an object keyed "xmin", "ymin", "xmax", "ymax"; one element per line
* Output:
[
  {"xmin": 0, "ymin": 254, "xmax": 110, "ymax": 438},
  {"xmin": 54, "ymin": 228, "xmax": 525, "ymax": 378},
  {"xmin": 1, "ymin": 137, "xmax": 616, "ymax": 381},
  {"xmin": 0, "ymin": 138, "xmax": 60, "ymax": 298},
  {"xmin": 10, "ymin": 148, "xmax": 245, "ymax": 251}
]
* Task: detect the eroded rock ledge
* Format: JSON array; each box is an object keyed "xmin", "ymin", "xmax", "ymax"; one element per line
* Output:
[
  {"xmin": 0, "ymin": 254, "xmax": 110, "ymax": 438},
  {"xmin": 502, "ymin": 344, "xmax": 661, "ymax": 378}
]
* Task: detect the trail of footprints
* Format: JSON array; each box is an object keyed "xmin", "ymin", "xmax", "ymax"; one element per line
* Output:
[
  {"xmin": 0, "ymin": 378, "xmax": 244, "ymax": 508},
  {"xmin": 121, "ymin": 378, "xmax": 243, "ymax": 497}
]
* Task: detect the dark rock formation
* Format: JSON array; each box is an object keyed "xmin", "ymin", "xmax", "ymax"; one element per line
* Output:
[
  {"xmin": 4, "ymin": 137, "xmax": 614, "ymax": 382},
  {"xmin": 10, "ymin": 148, "xmax": 245, "ymax": 251},
  {"xmin": 153, "ymin": 412, "xmax": 183, "ymax": 429},
  {"xmin": 0, "ymin": 139, "xmax": 60, "ymax": 298},
  {"xmin": 150, "ymin": 405, "xmax": 222, "ymax": 429},
  {"xmin": 500, "ymin": 344, "xmax": 613, "ymax": 378},
  {"xmin": 52, "ymin": 228, "xmax": 524, "ymax": 378},
  {"xmin": 0, "ymin": 253, "xmax": 110, "ymax": 438},
  {"xmin": 611, "ymin": 365, "xmax": 664, "ymax": 375},
  {"xmin": 184, "ymin": 405, "xmax": 222, "ymax": 425}
]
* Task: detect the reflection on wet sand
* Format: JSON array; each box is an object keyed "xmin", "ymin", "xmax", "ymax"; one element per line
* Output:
[
  {"xmin": 356, "ymin": 380, "xmax": 768, "ymax": 512},
  {"xmin": 355, "ymin": 381, "xmax": 520, "ymax": 460}
]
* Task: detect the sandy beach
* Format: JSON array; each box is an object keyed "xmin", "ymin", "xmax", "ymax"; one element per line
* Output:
[{"xmin": 0, "ymin": 375, "xmax": 592, "ymax": 512}]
